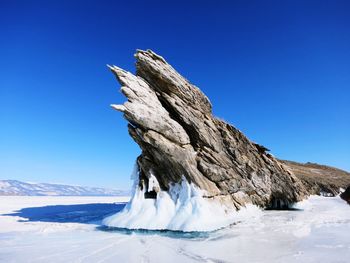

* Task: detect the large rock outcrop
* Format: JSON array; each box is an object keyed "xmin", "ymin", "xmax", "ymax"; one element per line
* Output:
[{"xmin": 109, "ymin": 49, "xmax": 308, "ymax": 210}]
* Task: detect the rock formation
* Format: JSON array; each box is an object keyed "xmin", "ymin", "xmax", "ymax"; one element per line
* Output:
[
  {"xmin": 109, "ymin": 49, "xmax": 309, "ymax": 211},
  {"xmin": 340, "ymin": 186, "xmax": 350, "ymax": 204},
  {"xmin": 281, "ymin": 160, "xmax": 350, "ymax": 197}
]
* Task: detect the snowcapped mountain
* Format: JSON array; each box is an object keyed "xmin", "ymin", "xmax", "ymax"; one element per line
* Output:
[{"xmin": 0, "ymin": 180, "xmax": 129, "ymax": 196}]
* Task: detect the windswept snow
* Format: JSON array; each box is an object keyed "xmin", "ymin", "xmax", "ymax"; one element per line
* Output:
[{"xmin": 0, "ymin": 195, "xmax": 349, "ymax": 262}]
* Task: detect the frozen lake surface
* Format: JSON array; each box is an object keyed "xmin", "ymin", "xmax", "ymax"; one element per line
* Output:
[{"xmin": 0, "ymin": 195, "xmax": 349, "ymax": 263}]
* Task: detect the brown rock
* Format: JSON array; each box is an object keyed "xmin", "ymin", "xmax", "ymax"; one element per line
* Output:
[
  {"xmin": 340, "ymin": 186, "xmax": 350, "ymax": 204},
  {"xmin": 281, "ymin": 160, "xmax": 350, "ymax": 196},
  {"xmin": 109, "ymin": 49, "xmax": 308, "ymax": 210}
]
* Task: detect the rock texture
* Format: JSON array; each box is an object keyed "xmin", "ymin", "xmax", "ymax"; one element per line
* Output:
[
  {"xmin": 281, "ymin": 160, "xmax": 350, "ymax": 197},
  {"xmin": 340, "ymin": 187, "xmax": 350, "ymax": 204},
  {"xmin": 109, "ymin": 49, "xmax": 308, "ymax": 210}
]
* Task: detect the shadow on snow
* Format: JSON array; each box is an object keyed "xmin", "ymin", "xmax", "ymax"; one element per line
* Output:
[
  {"xmin": 2, "ymin": 202, "xmax": 218, "ymax": 239},
  {"xmin": 3, "ymin": 203, "xmax": 126, "ymax": 224},
  {"xmin": 3, "ymin": 202, "xmax": 303, "ymax": 239}
]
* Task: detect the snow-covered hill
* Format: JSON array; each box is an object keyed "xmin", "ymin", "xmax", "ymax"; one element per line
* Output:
[{"xmin": 0, "ymin": 180, "xmax": 129, "ymax": 196}]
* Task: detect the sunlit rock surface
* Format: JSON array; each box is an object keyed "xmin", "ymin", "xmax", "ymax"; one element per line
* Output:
[
  {"xmin": 281, "ymin": 160, "xmax": 350, "ymax": 197},
  {"xmin": 109, "ymin": 49, "xmax": 308, "ymax": 213}
]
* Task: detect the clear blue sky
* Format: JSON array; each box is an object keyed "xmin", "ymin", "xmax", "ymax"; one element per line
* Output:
[{"xmin": 1, "ymin": 0, "xmax": 349, "ymax": 190}]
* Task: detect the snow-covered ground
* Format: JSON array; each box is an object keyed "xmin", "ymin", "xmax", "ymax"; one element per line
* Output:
[{"xmin": 0, "ymin": 195, "xmax": 349, "ymax": 263}]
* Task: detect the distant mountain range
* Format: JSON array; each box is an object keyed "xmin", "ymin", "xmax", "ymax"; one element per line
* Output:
[{"xmin": 0, "ymin": 180, "xmax": 129, "ymax": 196}]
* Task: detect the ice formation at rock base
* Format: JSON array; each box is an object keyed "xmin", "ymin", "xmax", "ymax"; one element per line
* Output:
[{"xmin": 103, "ymin": 165, "xmax": 262, "ymax": 232}]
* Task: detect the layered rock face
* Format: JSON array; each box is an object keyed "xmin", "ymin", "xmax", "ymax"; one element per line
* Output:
[{"xmin": 109, "ymin": 49, "xmax": 307, "ymax": 210}]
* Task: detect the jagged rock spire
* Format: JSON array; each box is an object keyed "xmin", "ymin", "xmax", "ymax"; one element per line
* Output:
[{"xmin": 109, "ymin": 49, "xmax": 307, "ymax": 209}]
